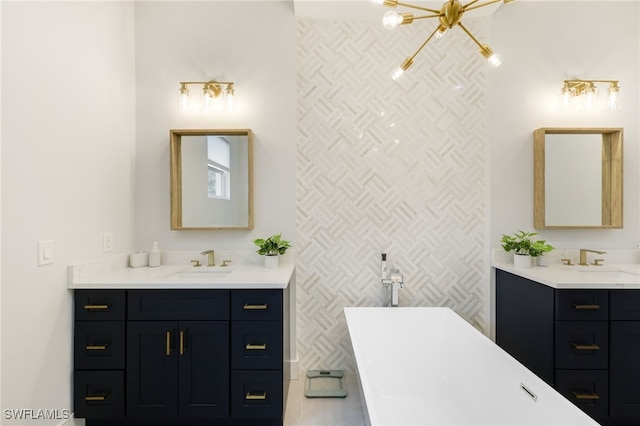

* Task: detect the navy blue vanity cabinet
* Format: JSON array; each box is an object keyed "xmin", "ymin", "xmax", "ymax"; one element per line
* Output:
[
  {"xmin": 73, "ymin": 290, "xmax": 126, "ymax": 418},
  {"xmin": 126, "ymin": 290, "xmax": 230, "ymax": 419},
  {"xmin": 74, "ymin": 286, "xmax": 290, "ymax": 426},
  {"xmin": 230, "ymin": 290, "xmax": 285, "ymax": 420},
  {"xmin": 495, "ymin": 269, "xmax": 640, "ymax": 425}
]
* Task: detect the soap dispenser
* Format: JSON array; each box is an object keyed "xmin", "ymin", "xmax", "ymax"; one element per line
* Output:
[{"xmin": 149, "ymin": 241, "xmax": 161, "ymax": 267}]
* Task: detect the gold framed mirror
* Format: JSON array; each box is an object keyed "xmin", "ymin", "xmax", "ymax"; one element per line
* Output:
[
  {"xmin": 170, "ymin": 129, "xmax": 253, "ymax": 230},
  {"xmin": 533, "ymin": 127, "xmax": 623, "ymax": 229}
]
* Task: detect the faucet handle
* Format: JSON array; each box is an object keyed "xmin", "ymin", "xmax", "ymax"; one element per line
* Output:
[
  {"xmin": 191, "ymin": 260, "xmax": 202, "ymax": 267},
  {"xmin": 592, "ymin": 258, "xmax": 605, "ymax": 266},
  {"xmin": 221, "ymin": 260, "xmax": 232, "ymax": 267},
  {"xmin": 561, "ymin": 258, "xmax": 574, "ymax": 266}
]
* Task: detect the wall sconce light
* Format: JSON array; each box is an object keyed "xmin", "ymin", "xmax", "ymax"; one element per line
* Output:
[
  {"xmin": 371, "ymin": 0, "xmax": 516, "ymax": 81},
  {"xmin": 561, "ymin": 79, "xmax": 620, "ymax": 111},
  {"xmin": 178, "ymin": 80, "xmax": 236, "ymax": 113}
]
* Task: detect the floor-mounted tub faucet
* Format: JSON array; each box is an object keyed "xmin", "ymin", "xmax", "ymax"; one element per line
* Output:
[{"xmin": 381, "ymin": 253, "xmax": 404, "ymax": 307}]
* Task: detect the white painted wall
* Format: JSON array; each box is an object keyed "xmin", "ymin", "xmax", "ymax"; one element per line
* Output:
[
  {"xmin": 1, "ymin": 1, "xmax": 136, "ymax": 421},
  {"xmin": 490, "ymin": 1, "xmax": 639, "ymax": 249},
  {"xmin": 133, "ymin": 1, "xmax": 297, "ymax": 251}
]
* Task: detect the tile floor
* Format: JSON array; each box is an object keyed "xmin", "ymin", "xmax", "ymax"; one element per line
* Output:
[{"xmin": 284, "ymin": 374, "xmax": 366, "ymax": 426}]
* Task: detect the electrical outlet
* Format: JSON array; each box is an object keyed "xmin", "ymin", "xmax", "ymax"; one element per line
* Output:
[{"xmin": 103, "ymin": 232, "xmax": 113, "ymax": 252}]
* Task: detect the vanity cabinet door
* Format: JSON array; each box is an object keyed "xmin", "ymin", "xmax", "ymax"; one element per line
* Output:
[
  {"xmin": 178, "ymin": 321, "xmax": 229, "ymax": 418},
  {"xmin": 610, "ymin": 320, "xmax": 640, "ymax": 420},
  {"xmin": 126, "ymin": 321, "xmax": 179, "ymax": 418},
  {"xmin": 495, "ymin": 270, "xmax": 555, "ymax": 385}
]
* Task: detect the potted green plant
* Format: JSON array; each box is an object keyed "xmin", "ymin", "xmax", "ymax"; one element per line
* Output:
[
  {"xmin": 530, "ymin": 239, "xmax": 554, "ymax": 266},
  {"xmin": 500, "ymin": 230, "xmax": 538, "ymax": 268},
  {"xmin": 253, "ymin": 233, "xmax": 291, "ymax": 268}
]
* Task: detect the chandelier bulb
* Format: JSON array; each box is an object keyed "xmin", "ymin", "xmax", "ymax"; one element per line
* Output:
[
  {"xmin": 391, "ymin": 57, "xmax": 413, "ymax": 81},
  {"xmin": 382, "ymin": 10, "xmax": 403, "ymax": 30},
  {"xmin": 435, "ymin": 25, "xmax": 447, "ymax": 39}
]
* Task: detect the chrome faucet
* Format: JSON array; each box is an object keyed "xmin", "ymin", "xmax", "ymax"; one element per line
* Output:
[
  {"xmin": 381, "ymin": 253, "xmax": 404, "ymax": 307},
  {"xmin": 578, "ymin": 249, "xmax": 607, "ymax": 266},
  {"xmin": 200, "ymin": 250, "xmax": 215, "ymax": 267}
]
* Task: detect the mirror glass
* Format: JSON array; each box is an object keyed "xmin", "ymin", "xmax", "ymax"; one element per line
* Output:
[
  {"xmin": 533, "ymin": 128, "xmax": 623, "ymax": 229},
  {"xmin": 170, "ymin": 129, "xmax": 253, "ymax": 230}
]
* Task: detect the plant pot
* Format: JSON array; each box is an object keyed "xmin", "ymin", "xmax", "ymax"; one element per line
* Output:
[
  {"xmin": 513, "ymin": 254, "xmax": 532, "ymax": 268},
  {"xmin": 264, "ymin": 255, "xmax": 279, "ymax": 269},
  {"xmin": 536, "ymin": 254, "xmax": 549, "ymax": 267}
]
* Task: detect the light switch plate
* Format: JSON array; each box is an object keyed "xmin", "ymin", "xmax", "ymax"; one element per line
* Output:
[{"xmin": 38, "ymin": 240, "xmax": 54, "ymax": 266}]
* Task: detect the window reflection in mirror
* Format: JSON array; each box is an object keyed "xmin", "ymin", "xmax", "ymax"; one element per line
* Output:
[
  {"xmin": 170, "ymin": 129, "xmax": 253, "ymax": 230},
  {"xmin": 533, "ymin": 128, "xmax": 623, "ymax": 229}
]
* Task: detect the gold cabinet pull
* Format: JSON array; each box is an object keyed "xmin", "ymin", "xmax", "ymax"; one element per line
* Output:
[
  {"xmin": 572, "ymin": 391, "xmax": 600, "ymax": 400},
  {"xmin": 245, "ymin": 392, "xmax": 267, "ymax": 400},
  {"xmin": 243, "ymin": 304, "xmax": 268, "ymax": 310},
  {"xmin": 571, "ymin": 342, "xmax": 600, "ymax": 350},
  {"xmin": 83, "ymin": 304, "xmax": 110, "ymax": 311},
  {"xmin": 86, "ymin": 344, "xmax": 109, "ymax": 350},
  {"xmin": 85, "ymin": 393, "xmax": 109, "ymax": 401},
  {"xmin": 245, "ymin": 343, "xmax": 267, "ymax": 350},
  {"xmin": 179, "ymin": 330, "xmax": 185, "ymax": 355},
  {"xmin": 166, "ymin": 331, "xmax": 172, "ymax": 356},
  {"xmin": 572, "ymin": 304, "xmax": 600, "ymax": 310}
]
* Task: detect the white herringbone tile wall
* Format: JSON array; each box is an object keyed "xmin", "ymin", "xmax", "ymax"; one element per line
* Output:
[{"xmin": 296, "ymin": 18, "xmax": 490, "ymax": 373}]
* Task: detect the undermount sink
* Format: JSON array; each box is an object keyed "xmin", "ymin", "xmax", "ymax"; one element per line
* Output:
[
  {"xmin": 576, "ymin": 270, "xmax": 639, "ymax": 279},
  {"xmin": 164, "ymin": 268, "xmax": 233, "ymax": 280}
]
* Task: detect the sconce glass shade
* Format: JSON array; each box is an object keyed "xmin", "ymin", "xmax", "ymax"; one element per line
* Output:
[{"xmin": 178, "ymin": 84, "xmax": 190, "ymax": 113}]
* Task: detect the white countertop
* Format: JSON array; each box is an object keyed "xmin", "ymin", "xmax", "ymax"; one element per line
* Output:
[
  {"xmin": 68, "ymin": 261, "xmax": 295, "ymax": 290},
  {"xmin": 492, "ymin": 261, "xmax": 640, "ymax": 289}
]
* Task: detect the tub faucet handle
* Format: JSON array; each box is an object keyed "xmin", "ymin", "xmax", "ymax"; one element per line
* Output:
[{"xmin": 561, "ymin": 258, "xmax": 573, "ymax": 266}]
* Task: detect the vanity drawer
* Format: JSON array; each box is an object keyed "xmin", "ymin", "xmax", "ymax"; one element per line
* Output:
[
  {"xmin": 74, "ymin": 370, "xmax": 124, "ymax": 418},
  {"xmin": 74, "ymin": 321, "xmax": 125, "ymax": 370},
  {"xmin": 555, "ymin": 369, "xmax": 608, "ymax": 422},
  {"xmin": 128, "ymin": 290, "xmax": 229, "ymax": 320},
  {"xmin": 555, "ymin": 321, "xmax": 608, "ymax": 369},
  {"xmin": 232, "ymin": 322, "xmax": 283, "ymax": 370},
  {"xmin": 75, "ymin": 290, "xmax": 125, "ymax": 321},
  {"xmin": 555, "ymin": 290, "xmax": 609, "ymax": 321},
  {"xmin": 230, "ymin": 370, "xmax": 283, "ymax": 419},
  {"xmin": 232, "ymin": 290, "xmax": 282, "ymax": 322},
  {"xmin": 610, "ymin": 290, "xmax": 640, "ymax": 320}
]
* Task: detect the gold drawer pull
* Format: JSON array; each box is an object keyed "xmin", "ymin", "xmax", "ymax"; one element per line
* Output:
[
  {"xmin": 572, "ymin": 304, "xmax": 600, "ymax": 310},
  {"xmin": 571, "ymin": 342, "xmax": 600, "ymax": 350},
  {"xmin": 166, "ymin": 331, "xmax": 172, "ymax": 356},
  {"xmin": 245, "ymin": 392, "xmax": 267, "ymax": 400},
  {"xmin": 243, "ymin": 304, "xmax": 268, "ymax": 310},
  {"xmin": 86, "ymin": 344, "xmax": 109, "ymax": 350},
  {"xmin": 180, "ymin": 330, "xmax": 185, "ymax": 355},
  {"xmin": 85, "ymin": 393, "xmax": 109, "ymax": 401},
  {"xmin": 246, "ymin": 343, "xmax": 267, "ymax": 350},
  {"xmin": 84, "ymin": 304, "xmax": 110, "ymax": 310},
  {"xmin": 572, "ymin": 391, "xmax": 600, "ymax": 400}
]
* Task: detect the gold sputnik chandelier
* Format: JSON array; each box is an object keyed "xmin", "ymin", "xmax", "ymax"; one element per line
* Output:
[{"xmin": 371, "ymin": 0, "xmax": 516, "ymax": 80}]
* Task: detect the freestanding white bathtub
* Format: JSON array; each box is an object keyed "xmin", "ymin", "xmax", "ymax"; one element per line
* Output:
[{"xmin": 344, "ymin": 307, "xmax": 598, "ymax": 426}]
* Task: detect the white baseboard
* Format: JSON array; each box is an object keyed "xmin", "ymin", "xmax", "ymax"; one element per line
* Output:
[{"xmin": 289, "ymin": 357, "xmax": 299, "ymax": 380}]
